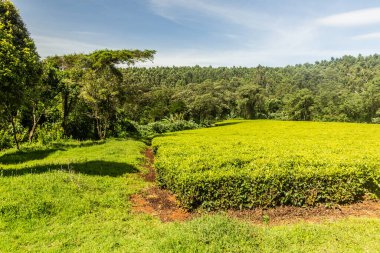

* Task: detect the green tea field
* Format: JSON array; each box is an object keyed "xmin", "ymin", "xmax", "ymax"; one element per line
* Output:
[{"xmin": 153, "ymin": 120, "xmax": 380, "ymax": 209}]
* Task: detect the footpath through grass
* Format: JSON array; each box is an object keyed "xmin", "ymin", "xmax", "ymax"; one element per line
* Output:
[{"xmin": 0, "ymin": 138, "xmax": 379, "ymax": 252}]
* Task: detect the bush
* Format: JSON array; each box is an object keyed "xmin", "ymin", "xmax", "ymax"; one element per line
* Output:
[
  {"xmin": 372, "ymin": 117, "xmax": 380, "ymax": 124},
  {"xmin": 156, "ymin": 165, "xmax": 375, "ymax": 210},
  {"xmin": 114, "ymin": 118, "xmax": 140, "ymax": 138},
  {"xmin": 153, "ymin": 120, "xmax": 380, "ymax": 210},
  {"xmin": 36, "ymin": 122, "xmax": 64, "ymax": 145},
  {"xmin": 0, "ymin": 129, "xmax": 12, "ymax": 150},
  {"xmin": 136, "ymin": 119, "xmax": 200, "ymax": 138}
]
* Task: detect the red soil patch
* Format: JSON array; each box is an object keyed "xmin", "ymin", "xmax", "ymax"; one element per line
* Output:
[
  {"xmin": 133, "ymin": 148, "xmax": 380, "ymax": 224},
  {"xmin": 227, "ymin": 200, "xmax": 380, "ymax": 225},
  {"xmin": 131, "ymin": 148, "xmax": 191, "ymax": 222},
  {"xmin": 131, "ymin": 187, "xmax": 191, "ymax": 222},
  {"xmin": 142, "ymin": 148, "xmax": 156, "ymax": 182}
]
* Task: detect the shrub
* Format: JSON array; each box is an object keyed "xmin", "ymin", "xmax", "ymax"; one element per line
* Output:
[
  {"xmin": 136, "ymin": 119, "xmax": 200, "ymax": 138},
  {"xmin": 36, "ymin": 122, "xmax": 64, "ymax": 145},
  {"xmin": 0, "ymin": 129, "xmax": 12, "ymax": 150},
  {"xmin": 153, "ymin": 120, "xmax": 380, "ymax": 210}
]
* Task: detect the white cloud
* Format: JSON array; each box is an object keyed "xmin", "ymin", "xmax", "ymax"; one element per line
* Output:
[
  {"xmin": 318, "ymin": 7, "xmax": 380, "ymax": 27},
  {"xmin": 149, "ymin": 0, "xmax": 272, "ymax": 30},
  {"xmin": 148, "ymin": 0, "xmax": 320, "ymax": 65},
  {"xmin": 352, "ymin": 32, "xmax": 380, "ymax": 40},
  {"xmin": 135, "ymin": 47, "xmax": 370, "ymax": 68},
  {"xmin": 32, "ymin": 35, "xmax": 108, "ymax": 57}
]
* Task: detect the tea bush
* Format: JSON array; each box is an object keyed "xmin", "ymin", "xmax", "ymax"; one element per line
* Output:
[{"xmin": 153, "ymin": 120, "xmax": 380, "ymax": 210}]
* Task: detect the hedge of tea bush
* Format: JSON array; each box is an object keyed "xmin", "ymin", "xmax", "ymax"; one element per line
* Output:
[{"xmin": 153, "ymin": 120, "xmax": 380, "ymax": 210}]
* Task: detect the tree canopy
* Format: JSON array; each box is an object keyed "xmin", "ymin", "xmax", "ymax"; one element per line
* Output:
[{"xmin": 0, "ymin": 0, "xmax": 41, "ymax": 149}]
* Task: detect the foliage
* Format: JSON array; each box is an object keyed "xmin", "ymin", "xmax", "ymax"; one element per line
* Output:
[
  {"xmin": 153, "ymin": 120, "xmax": 380, "ymax": 210},
  {"xmin": 0, "ymin": 0, "xmax": 41, "ymax": 149},
  {"xmin": 122, "ymin": 55, "xmax": 380, "ymax": 125},
  {"xmin": 135, "ymin": 118, "xmax": 200, "ymax": 138},
  {"xmin": 5, "ymin": 40, "xmax": 380, "ymax": 146},
  {"xmin": 0, "ymin": 128, "xmax": 12, "ymax": 150},
  {"xmin": 44, "ymin": 49, "xmax": 155, "ymax": 140},
  {"xmin": 1, "ymin": 140, "xmax": 380, "ymax": 252},
  {"xmin": 35, "ymin": 122, "xmax": 65, "ymax": 145},
  {"xmin": 285, "ymin": 89, "xmax": 314, "ymax": 121}
]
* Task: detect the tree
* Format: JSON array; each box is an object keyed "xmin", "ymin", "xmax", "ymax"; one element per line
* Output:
[
  {"xmin": 286, "ymin": 89, "xmax": 314, "ymax": 121},
  {"xmin": 27, "ymin": 60, "xmax": 61, "ymax": 143},
  {"xmin": 81, "ymin": 49, "xmax": 155, "ymax": 139},
  {"xmin": 0, "ymin": 0, "xmax": 41, "ymax": 149},
  {"xmin": 237, "ymin": 83, "xmax": 266, "ymax": 119},
  {"xmin": 45, "ymin": 54, "xmax": 86, "ymax": 137},
  {"xmin": 362, "ymin": 79, "xmax": 380, "ymax": 122},
  {"xmin": 47, "ymin": 49, "xmax": 155, "ymax": 139}
]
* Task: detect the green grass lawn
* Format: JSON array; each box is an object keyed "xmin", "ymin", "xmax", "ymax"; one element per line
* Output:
[{"xmin": 0, "ymin": 138, "xmax": 379, "ymax": 252}]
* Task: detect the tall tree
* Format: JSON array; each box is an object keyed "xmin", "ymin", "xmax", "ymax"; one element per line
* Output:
[
  {"xmin": 45, "ymin": 54, "xmax": 85, "ymax": 137},
  {"xmin": 0, "ymin": 0, "xmax": 41, "ymax": 149},
  {"xmin": 27, "ymin": 60, "xmax": 61, "ymax": 143},
  {"xmin": 237, "ymin": 83, "xmax": 266, "ymax": 119},
  {"xmin": 286, "ymin": 89, "xmax": 314, "ymax": 121},
  {"xmin": 81, "ymin": 49, "xmax": 155, "ymax": 139}
]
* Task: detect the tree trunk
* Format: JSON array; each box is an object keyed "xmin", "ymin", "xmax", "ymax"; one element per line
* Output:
[
  {"xmin": 95, "ymin": 109, "xmax": 102, "ymax": 140},
  {"xmin": 96, "ymin": 118, "xmax": 101, "ymax": 140},
  {"xmin": 28, "ymin": 108, "xmax": 41, "ymax": 143},
  {"xmin": 10, "ymin": 116, "xmax": 20, "ymax": 150},
  {"xmin": 62, "ymin": 92, "xmax": 69, "ymax": 136},
  {"xmin": 97, "ymin": 119, "xmax": 107, "ymax": 140},
  {"xmin": 94, "ymin": 108, "xmax": 108, "ymax": 140},
  {"xmin": 28, "ymin": 122, "xmax": 37, "ymax": 143},
  {"xmin": 101, "ymin": 122, "xmax": 107, "ymax": 140}
]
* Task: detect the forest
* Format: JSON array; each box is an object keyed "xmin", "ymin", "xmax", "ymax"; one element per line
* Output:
[
  {"xmin": 2, "ymin": 52, "xmax": 380, "ymax": 150},
  {"xmin": 2, "ymin": 0, "xmax": 380, "ymax": 150}
]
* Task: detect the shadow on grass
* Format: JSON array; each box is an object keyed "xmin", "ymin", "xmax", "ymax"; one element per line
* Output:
[
  {"xmin": 0, "ymin": 141, "xmax": 107, "ymax": 165},
  {"xmin": 0, "ymin": 160, "xmax": 139, "ymax": 177},
  {"xmin": 0, "ymin": 149, "xmax": 62, "ymax": 165},
  {"xmin": 214, "ymin": 121, "xmax": 244, "ymax": 127},
  {"xmin": 50, "ymin": 140, "xmax": 106, "ymax": 149}
]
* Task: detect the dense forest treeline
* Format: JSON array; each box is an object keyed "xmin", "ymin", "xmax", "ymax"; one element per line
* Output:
[
  {"xmin": 1, "ymin": 0, "xmax": 380, "ymax": 149},
  {"xmin": 122, "ymin": 55, "xmax": 380, "ymax": 124},
  {"xmin": 15, "ymin": 55, "xmax": 380, "ymax": 143},
  {"xmin": 2, "ymin": 54, "xmax": 380, "ymax": 149}
]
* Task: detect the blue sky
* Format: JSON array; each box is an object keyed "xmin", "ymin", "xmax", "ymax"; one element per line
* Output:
[{"xmin": 12, "ymin": 0, "xmax": 380, "ymax": 67}]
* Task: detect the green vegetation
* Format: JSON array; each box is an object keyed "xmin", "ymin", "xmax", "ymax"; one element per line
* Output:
[
  {"xmin": 2, "ymin": 0, "xmax": 380, "ymax": 151},
  {"xmin": 135, "ymin": 115, "xmax": 203, "ymax": 139},
  {"xmin": 0, "ymin": 0, "xmax": 41, "ymax": 149},
  {"xmin": 1, "ymin": 1, "xmax": 380, "ymax": 251},
  {"xmin": 122, "ymin": 59, "xmax": 380, "ymax": 124},
  {"xmin": 1, "ymin": 139, "xmax": 379, "ymax": 252},
  {"xmin": 5, "ymin": 53, "xmax": 380, "ymax": 150},
  {"xmin": 154, "ymin": 120, "xmax": 380, "ymax": 210},
  {"xmin": 0, "ymin": 139, "xmax": 147, "ymax": 252}
]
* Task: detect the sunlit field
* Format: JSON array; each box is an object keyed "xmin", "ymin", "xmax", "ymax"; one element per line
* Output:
[
  {"xmin": 153, "ymin": 120, "xmax": 380, "ymax": 209},
  {"xmin": 0, "ymin": 138, "xmax": 379, "ymax": 252}
]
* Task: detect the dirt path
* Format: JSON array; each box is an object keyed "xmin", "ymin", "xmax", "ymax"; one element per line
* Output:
[
  {"xmin": 141, "ymin": 148, "xmax": 156, "ymax": 182},
  {"xmin": 131, "ymin": 148, "xmax": 190, "ymax": 222},
  {"xmin": 228, "ymin": 200, "xmax": 380, "ymax": 225},
  {"xmin": 131, "ymin": 148, "xmax": 380, "ymax": 225}
]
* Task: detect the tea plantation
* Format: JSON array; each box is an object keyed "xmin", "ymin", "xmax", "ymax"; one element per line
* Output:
[{"xmin": 153, "ymin": 120, "xmax": 380, "ymax": 210}]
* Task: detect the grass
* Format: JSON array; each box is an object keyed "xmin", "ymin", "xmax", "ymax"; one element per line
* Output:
[
  {"xmin": 0, "ymin": 137, "xmax": 379, "ymax": 252},
  {"xmin": 153, "ymin": 120, "xmax": 380, "ymax": 209}
]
